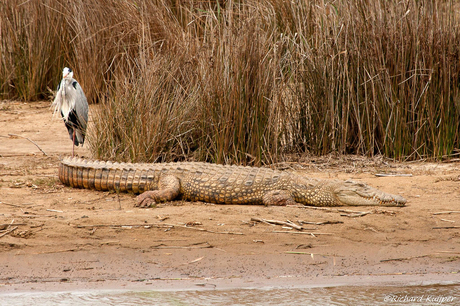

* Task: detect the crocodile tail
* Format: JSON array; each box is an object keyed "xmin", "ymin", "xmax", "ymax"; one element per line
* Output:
[
  {"xmin": 58, "ymin": 157, "xmax": 156, "ymax": 193},
  {"xmin": 59, "ymin": 157, "xmax": 96, "ymax": 189}
]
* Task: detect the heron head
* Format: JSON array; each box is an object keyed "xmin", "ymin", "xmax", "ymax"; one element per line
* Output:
[{"xmin": 62, "ymin": 67, "xmax": 73, "ymax": 79}]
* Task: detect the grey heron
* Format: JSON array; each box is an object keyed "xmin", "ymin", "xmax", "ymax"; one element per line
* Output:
[{"xmin": 52, "ymin": 67, "xmax": 89, "ymax": 156}]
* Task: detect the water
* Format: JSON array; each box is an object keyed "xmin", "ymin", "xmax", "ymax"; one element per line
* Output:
[{"xmin": 1, "ymin": 284, "xmax": 459, "ymax": 305}]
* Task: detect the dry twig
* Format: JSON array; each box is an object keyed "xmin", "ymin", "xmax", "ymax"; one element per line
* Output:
[
  {"xmin": 0, "ymin": 201, "xmax": 23, "ymax": 207},
  {"xmin": 433, "ymin": 211, "xmax": 460, "ymax": 215},
  {"xmin": 176, "ymin": 225, "xmax": 243, "ymax": 235},
  {"xmin": 299, "ymin": 220, "xmax": 343, "ymax": 225},
  {"xmin": 7, "ymin": 133, "xmax": 48, "ymax": 156},
  {"xmin": 338, "ymin": 210, "xmax": 372, "ymax": 218},
  {"xmin": 151, "ymin": 245, "xmax": 212, "ymax": 249},
  {"xmin": 285, "ymin": 251, "xmax": 333, "ymax": 257},
  {"xmin": 151, "ymin": 242, "xmax": 211, "ymax": 249},
  {"xmin": 37, "ymin": 248, "xmax": 78, "ymax": 254},
  {"xmin": 0, "ymin": 223, "xmax": 27, "ymax": 230},
  {"xmin": 251, "ymin": 217, "xmax": 303, "ymax": 230},
  {"xmin": 300, "ymin": 206, "xmax": 393, "ymax": 218},
  {"xmin": 300, "ymin": 206, "xmax": 333, "ymax": 212},
  {"xmin": 0, "ymin": 201, "xmax": 35, "ymax": 208},
  {"xmin": 440, "ymin": 219, "xmax": 455, "ymax": 223},
  {"xmin": 186, "ymin": 257, "xmax": 204, "ymax": 264},
  {"xmin": 75, "ymin": 223, "xmax": 172, "ymax": 229},
  {"xmin": 272, "ymin": 231, "xmax": 332, "ymax": 235},
  {"xmin": 74, "ymin": 223, "xmax": 243, "ymax": 235},
  {"xmin": 380, "ymin": 254, "xmax": 431, "ymax": 262},
  {"xmin": 375, "ymin": 173, "xmax": 412, "ymax": 177},
  {"xmin": 0, "ymin": 226, "xmax": 18, "ymax": 238},
  {"xmin": 47, "ymin": 209, "xmax": 63, "ymax": 213}
]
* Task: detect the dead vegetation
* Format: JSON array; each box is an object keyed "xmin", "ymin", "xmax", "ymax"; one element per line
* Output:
[{"xmin": 1, "ymin": 0, "xmax": 460, "ymax": 164}]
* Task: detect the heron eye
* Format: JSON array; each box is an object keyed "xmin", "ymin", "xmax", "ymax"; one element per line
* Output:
[{"xmin": 72, "ymin": 81, "xmax": 78, "ymax": 89}]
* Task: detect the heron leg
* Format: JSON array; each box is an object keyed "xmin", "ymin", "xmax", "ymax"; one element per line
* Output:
[{"xmin": 72, "ymin": 130, "xmax": 76, "ymax": 157}]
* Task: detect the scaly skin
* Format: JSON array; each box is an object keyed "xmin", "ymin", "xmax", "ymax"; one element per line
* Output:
[{"xmin": 59, "ymin": 157, "xmax": 407, "ymax": 207}]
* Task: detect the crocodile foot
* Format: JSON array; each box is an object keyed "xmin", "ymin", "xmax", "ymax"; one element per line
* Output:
[{"xmin": 136, "ymin": 192, "xmax": 157, "ymax": 208}]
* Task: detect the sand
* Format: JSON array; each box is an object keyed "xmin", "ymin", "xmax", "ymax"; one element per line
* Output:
[{"xmin": 0, "ymin": 101, "xmax": 459, "ymax": 292}]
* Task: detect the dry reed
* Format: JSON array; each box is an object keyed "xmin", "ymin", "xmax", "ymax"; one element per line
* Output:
[{"xmin": 1, "ymin": 0, "xmax": 459, "ymax": 163}]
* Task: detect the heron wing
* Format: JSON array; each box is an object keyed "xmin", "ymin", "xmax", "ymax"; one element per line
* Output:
[{"xmin": 70, "ymin": 79, "xmax": 89, "ymax": 131}]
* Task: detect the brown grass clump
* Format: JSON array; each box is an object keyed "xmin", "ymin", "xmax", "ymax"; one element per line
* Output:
[{"xmin": 1, "ymin": 0, "xmax": 459, "ymax": 164}]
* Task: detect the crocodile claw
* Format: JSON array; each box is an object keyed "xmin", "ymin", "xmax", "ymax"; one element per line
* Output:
[{"xmin": 136, "ymin": 193, "xmax": 157, "ymax": 208}]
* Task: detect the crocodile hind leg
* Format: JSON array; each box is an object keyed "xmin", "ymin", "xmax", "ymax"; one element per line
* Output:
[
  {"xmin": 262, "ymin": 190, "xmax": 297, "ymax": 206},
  {"xmin": 136, "ymin": 175, "xmax": 180, "ymax": 208}
]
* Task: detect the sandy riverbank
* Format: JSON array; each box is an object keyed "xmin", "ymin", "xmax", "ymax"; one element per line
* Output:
[{"xmin": 1, "ymin": 101, "xmax": 459, "ymax": 292}]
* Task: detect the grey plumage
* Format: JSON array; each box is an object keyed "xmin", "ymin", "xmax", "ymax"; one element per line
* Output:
[{"xmin": 52, "ymin": 67, "xmax": 88, "ymax": 147}]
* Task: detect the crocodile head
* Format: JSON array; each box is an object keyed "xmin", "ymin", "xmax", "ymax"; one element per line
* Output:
[
  {"xmin": 293, "ymin": 178, "xmax": 406, "ymax": 207},
  {"xmin": 332, "ymin": 180, "xmax": 406, "ymax": 206}
]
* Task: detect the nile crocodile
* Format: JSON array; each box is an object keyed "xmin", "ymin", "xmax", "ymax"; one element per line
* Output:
[{"xmin": 59, "ymin": 157, "xmax": 407, "ymax": 207}]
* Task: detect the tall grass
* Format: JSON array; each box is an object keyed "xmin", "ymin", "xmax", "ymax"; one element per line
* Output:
[
  {"xmin": 0, "ymin": 0, "xmax": 69, "ymax": 100},
  {"xmin": 1, "ymin": 0, "xmax": 459, "ymax": 163}
]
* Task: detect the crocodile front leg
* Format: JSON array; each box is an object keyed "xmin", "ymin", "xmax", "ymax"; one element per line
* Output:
[{"xmin": 136, "ymin": 175, "xmax": 181, "ymax": 208}]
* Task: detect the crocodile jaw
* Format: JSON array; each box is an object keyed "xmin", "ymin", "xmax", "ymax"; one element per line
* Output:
[{"xmin": 334, "ymin": 180, "xmax": 407, "ymax": 207}]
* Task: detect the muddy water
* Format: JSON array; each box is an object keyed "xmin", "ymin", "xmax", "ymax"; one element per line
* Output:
[{"xmin": 1, "ymin": 284, "xmax": 459, "ymax": 305}]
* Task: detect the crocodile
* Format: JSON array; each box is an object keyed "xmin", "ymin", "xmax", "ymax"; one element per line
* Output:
[{"xmin": 59, "ymin": 157, "xmax": 407, "ymax": 207}]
